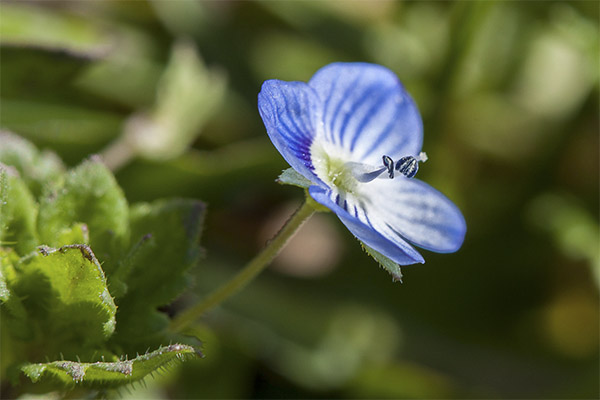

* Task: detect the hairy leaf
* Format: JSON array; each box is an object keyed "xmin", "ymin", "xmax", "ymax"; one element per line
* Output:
[
  {"xmin": 0, "ymin": 131, "xmax": 64, "ymax": 198},
  {"xmin": 0, "ymin": 248, "xmax": 27, "ymax": 321},
  {"xmin": 0, "ymin": 165, "xmax": 38, "ymax": 255},
  {"xmin": 126, "ymin": 198, "xmax": 204, "ymax": 307},
  {"xmin": 11, "ymin": 245, "xmax": 116, "ymax": 349},
  {"xmin": 37, "ymin": 158, "xmax": 129, "ymax": 274},
  {"xmin": 21, "ymin": 344, "xmax": 201, "ymax": 388},
  {"xmin": 113, "ymin": 199, "xmax": 204, "ymax": 349}
]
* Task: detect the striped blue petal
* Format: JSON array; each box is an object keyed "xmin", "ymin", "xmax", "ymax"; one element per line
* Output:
[
  {"xmin": 362, "ymin": 177, "xmax": 466, "ymax": 253},
  {"xmin": 258, "ymin": 80, "xmax": 322, "ymax": 184},
  {"xmin": 308, "ymin": 185, "xmax": 425, "ymax": 265},
  {"xmin": 308, "ymin": 63, "xmax": 423, "ymax": 164}
]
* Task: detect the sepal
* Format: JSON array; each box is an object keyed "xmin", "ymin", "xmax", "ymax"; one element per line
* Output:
[
  {"xmin": 361, "ymin": 243, "xmax": 403, "ymax": 282},
  {"xmin": 277, "ymin": 167, "xmax": 312, "ymax": 189}
]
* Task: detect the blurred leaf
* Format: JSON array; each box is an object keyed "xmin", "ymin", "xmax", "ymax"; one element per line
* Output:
[
  {"xmin": 251, "ymin": 33, "xmax": 341, "ymax": 82},
  {"xmin": 528, "ymin": 193, "xmax": 600, "ymax": 286},
  {"xmin": 149, "ymin": 0, "xmax": 209, "ymax": 37},
  {"xmin": 74, "ymin": 21, "xmax": 163, "ymax": 109},
  {"xmin": 0, "ymin": 131, "xmax": 64, "ymax": 198},
  {"xmin": 364, "ymin": 3, "xmax": 449, "ymax": 81},
  {"xmin": 0, "ymin": 166, "xmax": 38, "ymax": 255},
  {"xmin": 122, "ymin": 40, "xmax": 227, "ymax": 161},
  {"xmin": 0, "ymin": 3, "xmax": 110, "ymax": 55},
  {"xmin": 37, "ymin": 158, "xmax": 129, "ymax": 274},
  {"xmin": 21, "ymin": 344, "xmax": 200, "ymax": 388},
  {"xmin": 75, "ymin": 55, "xmax": 163, "ymax": 109},
  {"xmin": 0, "ymin": 46, "xmax": 96, "ymax": 102},
  {"xmin": 10, "ymin": 245, "xmax": 116, "ymax": 347},
  {"xmin": 0, "ymin": 99, "xmax": 123, "ymax": 163},
  {"xmin": 514, "ymin": 4, "xmax": 599, "ymax": 118},
  {"xmin": 346, "ymin": 361, "xmax": 459, "ymax": 399}
]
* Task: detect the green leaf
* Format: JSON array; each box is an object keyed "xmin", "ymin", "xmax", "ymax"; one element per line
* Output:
[
  {"xmin": 0, "ymin": 165, "xmax": 39, "ymax": 255},
  {"xmin": 112, "ymin": 199, "xmax": 204, "ymax": 349},
  {"xmin": 361, "ymin": 243, "xmax": 403, "ymax": 282},
  {"xmin": 0, "ymin": 248, "xmax": 27, "ymax": 320},
  {"xmin": 1, "ymin": 248, "xmax": 33, "ymax": 356},
  {"xmin": 123, "ymin": 40, "xmax": 227, "ymax": 160},
  {"xmin": 277, "ymin": 167, "xmax": 313, "ymax": 188},
  {"xmin": 125, "ymin": 198, "xmax": 204, "ymax": 307},
  {"xmin": 0, "ymin": 3, "xmax": 109, "ymax": 55},
  {"xmin": 0, "ymin": 100, "xmax": 123, "ymax": 163},
  {"xmin": 0, "ymin": 131, "xmax": 64, "ymax": 198},
  {"xmin": 21, "ymin": 344, "xmax": 201, "ymax": 388},
  {"xmin": 37, "ymin": 157, "xmax": 129, "ymax": 273},
  {"xmin": 12, "ymin": 244, "xmax": 116, "ymax": 348}
]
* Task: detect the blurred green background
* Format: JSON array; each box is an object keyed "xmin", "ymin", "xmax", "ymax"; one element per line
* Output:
[{"xmin": 1, "ymin": 1, "xmax": 598, "ymax": 398}]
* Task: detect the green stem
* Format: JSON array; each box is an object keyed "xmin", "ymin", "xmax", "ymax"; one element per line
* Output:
[{"xmin": 170, "ymin": 200, "xmax": 316, "ymax": 333}]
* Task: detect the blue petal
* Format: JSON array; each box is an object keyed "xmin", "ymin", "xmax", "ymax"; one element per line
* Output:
[
  {"xmin": 258, "ymin": 80, "xmax": 323, "ymax": 184},
  {"xmin": 363, "ymin": 177, "xmax": 467, "ymax": 253},
  {"xmin": 308, "ymin": 185, "xmax": 425, "ymax": 265},
  {"xmin": 308, "ymin": 63, "xmax": 423, "ymax": 164}
]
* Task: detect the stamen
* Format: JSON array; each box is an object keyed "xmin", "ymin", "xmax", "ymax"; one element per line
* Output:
[
  {"xmin": 346, "ymin": 162, "xmax": 387, "ymax": 183},
  {"xmin": 382, "ymin": 152, "xmax": 429, "ymax": 179},
  {"xmin": 382, "ymin": 155, "xmax": 394, "ymax": 179},
  {"xmin": 395, "ymin": 156, "xmax": 418, "ymax": 178}
]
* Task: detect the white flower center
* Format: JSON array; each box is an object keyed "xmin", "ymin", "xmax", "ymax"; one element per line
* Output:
[{"xmin": 312, "ymin": 143, "xmax": 427, "ymax": 197}]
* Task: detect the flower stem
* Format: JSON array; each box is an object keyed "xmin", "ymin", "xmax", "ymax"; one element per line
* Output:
[{"xmin": 169, "ymin": 200, "xmax": 316, "ymax": 333}]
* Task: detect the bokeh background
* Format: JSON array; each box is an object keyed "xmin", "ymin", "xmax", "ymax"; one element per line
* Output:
[{"xmin": 1, "ymin": 1, "xmax": 598, "ymax": 398}]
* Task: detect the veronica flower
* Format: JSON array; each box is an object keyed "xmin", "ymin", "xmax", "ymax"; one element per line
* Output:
[{"xmin": 258, "ymin": 63, "xmax": 466, "ymax": 273}]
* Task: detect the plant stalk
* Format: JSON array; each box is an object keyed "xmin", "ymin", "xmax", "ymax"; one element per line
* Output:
[{"xmin": 170, "ymin": 200, "xmax": 316, "ymax": 333}]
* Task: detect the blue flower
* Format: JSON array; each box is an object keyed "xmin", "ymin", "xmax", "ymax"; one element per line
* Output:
[{"xmin": 258, "ymin": 62, "xmax": 466, "ymax": 266}]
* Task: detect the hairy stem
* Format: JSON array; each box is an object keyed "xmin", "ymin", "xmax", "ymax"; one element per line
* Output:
[{"xmin": 170, "ymin": 200, "xmax": 316, "ymax": 333}]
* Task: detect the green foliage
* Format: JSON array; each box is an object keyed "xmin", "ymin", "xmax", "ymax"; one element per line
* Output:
[
  {"xmin": 21, "ymin": 344, "xmax": 200, "ymax": 388},
  {"xmin": 2, "ymin": 245, "xmax": 116, "ymax": 352},
  {"xmin": 0, "ymin": 166, "xmax": 38, "ymax": 254},
  {"xmin": 112, "ymin": 198, "xmax": 204, "ymax": 351},
  {"xmin": 0, "ymin": 131, "xmax": 64, "ymax": 197},
  {"xmin": 37, "ymin": 156, "xmax": 130, "ymax": 274},
  {"xmin": 0, "ymin": 133, "xmax": 204, "ymax": 394},
  {"xmin": 361, "ymin": 244, "xmax": 403, "ymax": 283},
  {"xmin": 122, "ymin": 40, "xmax": 227, "ymax": 161},
  {"xmin": 277, "ymin": 167, "xmax": 313, "ymax": 189}
]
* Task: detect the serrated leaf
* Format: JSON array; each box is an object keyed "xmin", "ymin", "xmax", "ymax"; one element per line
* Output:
[
  {"xmin": 0, "ymin": 165, "xmax": 39, "ymax": 255},
  {"xmin": 0, "ymin": 131, "xmax": 64, "ymax": 198},
  {"xmin": 125, "ymin": 198, "xmax": 204, "ymax": 307},
  {"xmin": 277, "ymin": 167, "xmax": 313, "ymax": 188},
  {"xmin": 362, "ymin": 243, "xmax": 403, "ymax": 282},
  {"xmin": 12, "ymin": 245, "xmax": 116, "ymax": 348},
  {"xmin": 37, "ymin": 157, "xmax": 129, "ymax": 273},
  {"xmin": 21, "ymin": 344, "xmax": 201, "ymax": 388},
  {"xmin": 112, "ymin": 199, "xmax": 204, "ymax": 350}
]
